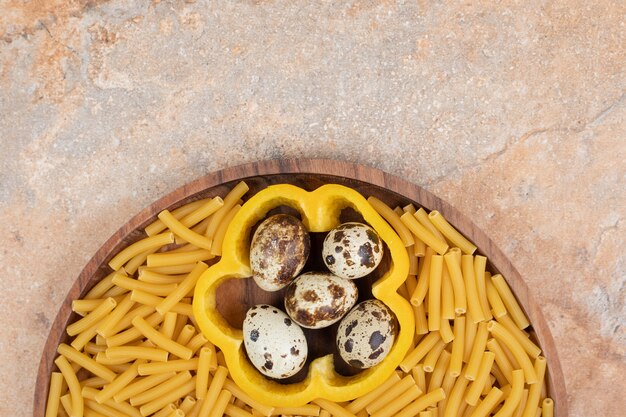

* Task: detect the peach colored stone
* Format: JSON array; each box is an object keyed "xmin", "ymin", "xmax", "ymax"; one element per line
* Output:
[{"xmin": 0, "ymin": 1, "xmax": 624, "ymax": 416}]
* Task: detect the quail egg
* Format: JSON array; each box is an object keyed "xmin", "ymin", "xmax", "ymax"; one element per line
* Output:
[
  {"xmin": 284, "ymin": 272, "xmax": 358, "ymax": 329},
  {"xmin": 243, "ymin": 304, "xmax": 308, "ymax": 379},
  {"xmin": 250, "ymin": 214, "xmax": 310, "ymax": 291},
  {"xmin": 336, "ymin": 299, "xmax": 397, "ymax": 369},
  {"xmin": 322, "ymin": 222, "xmax": 383, "ymax": 279}
]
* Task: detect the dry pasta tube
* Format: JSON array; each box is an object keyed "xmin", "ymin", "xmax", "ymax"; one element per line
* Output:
[
  {"xmin": 147, "ymin": 249, "xmax": 214, "ymax": 268},
  {"xmin": 313, "ymin": 398, "xmax": 358, "ymax": 417},
  {"xmin": 411, "ymin": 366, "xmax": 427, "ymax": 393},
  {"xmin": 367, "ymin": 196, "xmax": 415, "ymax": 247},
  {"xmin": 45, "ymin": 372, "xmax": 64, "ymax": 417},
  {"xmin": 67, "ymin": 298, "xmax": 117, "ymax": 336},
  {"xmin": 112, "ymin": 274, "xmax": 177, "ymax": 297},
  {"xmin": 346, "ymin": 371, "xmax": 401, "ymax": 413},
  {"xmin": 427, "ymin": 211, "xmax": 476, "ymax": 254},
  {"xmin": 395, "ymin": 388, "xmax": 446, "ymax": 417},
  {"xmin": 225, "ymin": 403, "xmax": 255, "ymax": 417},
  {"xmin": 464, "ymin": 322, "xmax": 488, "ymax": 381},
  {"xmin": 130, "ymin": 371, "xmax": 192, "ymax": 406},
  {"xmin": 400, "ymin": 211, "xmax": 448, "ymax": 254},
  {"xmin": 132, "ymin": 316, "xmax": 193, "ymax": 359},
  {"xmin": 428, "ymin": 255, "xmax": 444, "ymax": 331},
  {"xmin": 196, "ymin": 347, "xmax": 212, "ymax": 399},
  {"xmin": 156, "ymin": 262, "xmax": 208, "ymax": 315},
  {"xmin": 106, "ymin": 346, "xmax": 169, "ymax": 362},
  {"xmin": 223, "ymin": 379, "xmax": 274, "ymax": 416},
  {"xmin": 54, "ymin": 356, "xmax": 83, "ymax": 417},
  {"xmin": 70, "ymin": 322, "xmax": 99, "ymax": 352},
  {"xmin": 113, "ymin": 372, "xmax": 175, "ymax": 403},
  {"xmin": 96, "ymin": 294, "xmax": 135, "ymax": 337},
  {"xmin": 180, "ymin": 396, "xmax": 197, "ymax": 414},
  {"xmin": 423, "ymin": 339, "xmax": 446, "ymax": 372},
  {"xmin": 197, "ymin": 366, "xmax": 230, "ymax": 415},
  {"xmin": 541, "ymin": 399, "xmax": 554, "ymax": 417},
  {"xmin": 138, "ymin": 358, "xmax": 199, "ymax": 375},
  {"xmin": 442, "ymin": 369, "xmax": 470, "ymax": 417},
  {"xmin": 273, "ymin": 405, "xmax": 321, "ymax": 416},
  {"xmin": 57, "ymin": 344, "xmax": 116, "ymax": 382},
  {"xmin": 491, "ymin": 274, "xmax": 530, "ymax": 329},
  {"xmin": 440, "ymin": 317, "xmax": 455, "ymax": 344},
  {"xmin": 130, "ymin": 290, "xmax": 193, "ymax": 317},
  {"xmin": 106, "ymin": 312, "xmax": 165, "ymax": 347},
  {"xmin": 469, "ymin": 387, "xmax": 504, "ymax": 417},
  {"xmin": 370, "ymin": 384, "xmax": 423, "ymax": 417},
  {"xmin": 124, "ymin": 248, "xmax": 159, "ymax": 275},
  {"xmin": 449, "ymin": 316, "xmax": 465, "ymax": 377},
  {"xmin": 495, "ymin": 313, "xmax": 542, "ymax": 359},
  {"xmin": 488, "ymin": 321, "xmax": 538, "ymax": 384},
  {"xmin": 94, "ymin": 360, "xmax": 142, "ymax": 403},
  {"xmin": 443, "ymin": 252, "xmax": 466, "ymax": 315},
  {"xmin": 108, "ymin": 233, "xmax": 175, "ymax": 271},
  {"xmin": 428, "ymin": 350, "xmax": 451, "ymax": 392},
  {"xmin": 154, "ymin": 404, "xmax": 177, "ymax": 417},
  {"xmin": 205, "ymin": 181, "xmax": 249, "ymax": 238},
  {"xmin": 465, "ymin": 351, "xmax": 496, "ymax": 406},
  {"xmin": 521, "ymin": 357, "xmax": 547, "ymax": 417},
  {"xmin": 486, "ymin": 277, "xmax": 507, "ymax": 318},
  {"xmin": 462, "ymin": 255, "xmax": 485, "ymax": 323},
  {"xmin": 158, "ymin": 209, "xmax": 213, "ymax": 250},
  {"xmin": 487, "ymin": 338, "xmax": 515, "ymax": 383},
  {"xmin": 493, "ymin": 369, "xmax": 525, "ymax": 417},
  {"xmin": 84, "ymin": 272, "xmax": 116, "ymax": 300},
  {"xmin": 400, "ymin": 331, "xmax": 442, "ymax": 372},
  {"xmin": 441, "ymin": 267, "xmax": 455, "ymax": 319},
  {"xmin": 210, "ymin": 204, "xmax": 242, "ymax": 256},
  {"xmin": 411, "ymin": 247, "xmax": 434, "ymax": 306},
  {"xmin": 474, "ymin": 256, "xmax": 492, "ymax": 321},
  {"xmin": 414, "ymin": 302, "xmax": 429, "ymax": 335},
  {"xmin": 365, "ymin": 375, "xmax": 416, "ymax": 414},
  {"xmin": 139, "ymin": 376, "xmax": 197, "ymax": 416},
  {"xmin": 145, "ymin": 199, "xmax": 210, "ymax": 236}
]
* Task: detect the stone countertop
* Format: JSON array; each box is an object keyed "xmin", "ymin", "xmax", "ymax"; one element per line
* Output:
[{"xmin": 1, "ymin": 1, "xmax": 624, "ymax": 415}]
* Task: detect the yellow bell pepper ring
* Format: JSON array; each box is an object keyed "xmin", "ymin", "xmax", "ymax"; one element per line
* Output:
[{"xmin": 193, "ymin": 184, "xmax": 414, "ymax": 407}]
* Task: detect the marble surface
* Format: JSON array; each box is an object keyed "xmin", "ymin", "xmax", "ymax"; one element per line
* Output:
[{"xmin": 1, "ymin": 1, "xmax": 624, "ymax": 415}]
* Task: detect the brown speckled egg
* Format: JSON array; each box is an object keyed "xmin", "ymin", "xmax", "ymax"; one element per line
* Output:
[
  {"xmin": 243, "ymin": 304, "xmax": 308, "ymax": 379},
  {"xmin": 322, "ymin": 222, "xmax": 383, "ymax": 279},
  {"xmin": 284, "ymin": 272, "xmax": 358, "ymax": 329},
  {"xmin": 250, "ymin": 214, "xmax": 310, "ymax": 291},
  {"xmin": 336, "ymin": 299, "xmax": 397, "ymax": 369}
]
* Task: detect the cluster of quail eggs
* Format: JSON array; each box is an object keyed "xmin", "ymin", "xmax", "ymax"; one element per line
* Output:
[{"xmin": 242, "ymin": 214, "xmax": 397, "ymax": 379}]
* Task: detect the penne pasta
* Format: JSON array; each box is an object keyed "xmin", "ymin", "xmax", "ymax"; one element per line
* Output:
[
  {"xmin": 464, "ymin": 322, "xmax": 488, "ymax": 381},
  {"xmin": 196, "ymin": 347, "xmax": 212, "ymax": 399},
  {"xmin": 541, "ymin": 399, "xmax": 554, "ymax": 417},
  {"xmin": 158, "ymin": 209, "xmax": 214, "ymax": 250},
  {"xmin": 57, "ymin": 344, "xmax": 117, "ymax": 382},
  {"xmin": 428, "ymin": 350, "xmax": 451, "ymax": 392},
  {"xmin": 411, "ymin": 247, "xmax": 434, "ymax": 306},
  {"xmin": 197, "ymin": 366, "xmax": 229, "ymax": 417},
  {"xmin": 465, "ymin": 351, "xmax": 496, "ymax": 405},
  {"xmin": 145, "ymin": 199, "xmax": 211, "ymax": 236},
  {"xmin": 400, "ymin": 332, "xmax": 442, "ymax": 372},
  {"xmin": 423, "ymin": 339, "xmax": 447, "ymax": 372},
  {"xmin": 488, "ymin": 321, "xmax": 538, "ymax": 384},
  {"xmin": 486, "ymin": 277, "xmax": 507, "ymax": 318},
  {"xmin": 521, "ymin": 357, "xmax": 547, "ymax": 417},
  {"xmin": 67, "ymin": 298, "xmax": 117, "ymax": 337}
]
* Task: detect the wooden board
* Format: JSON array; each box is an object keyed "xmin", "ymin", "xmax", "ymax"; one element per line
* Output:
[{"xmin": 34, "ymin": 159, "xmax": 568, "ymax": 416}]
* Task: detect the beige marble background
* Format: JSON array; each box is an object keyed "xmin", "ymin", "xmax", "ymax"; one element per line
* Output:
[{"xmin": 1, "ymin": 0, "xmax": 624, "ymax": 415}]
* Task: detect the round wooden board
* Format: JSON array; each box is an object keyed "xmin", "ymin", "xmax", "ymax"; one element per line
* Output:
[{"xmin": 34, "ymin": 159, "xmax": 568, "ymax": 416}]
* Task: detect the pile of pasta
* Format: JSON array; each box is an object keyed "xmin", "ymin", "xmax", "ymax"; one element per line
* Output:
[{"xmin": 45, "ymin": 182, "xmax": 554, "ymax": 417}]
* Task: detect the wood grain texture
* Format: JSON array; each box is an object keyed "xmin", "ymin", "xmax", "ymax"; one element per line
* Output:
[{"xmin": 34, "ymin": 159, "xmax": 568, "ymax": 416}]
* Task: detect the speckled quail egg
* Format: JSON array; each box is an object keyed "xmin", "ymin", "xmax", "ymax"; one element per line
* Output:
[
  {"xmin": 284, "ymin": 272, "xmax": 358, "ymax": 329},
  {"xmin": 250, "ymin": 214, "xmax": 310, "ymax": 291},
  {"xmin": 243, "ymin": 304, "xmax": 308, "ymax": 379},
  {"xmin": 322, "ymin": 222, "xmax": 383, "ymax": 279},
  {"xmin": 336, "ymin": 299, "xmax": 397, "ymax": 369}
]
